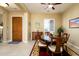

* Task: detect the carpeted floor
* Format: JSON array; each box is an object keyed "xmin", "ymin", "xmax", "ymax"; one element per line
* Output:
[{"xmin": 30, "ymin": 41, "xmax": 70, "ymax": 56}]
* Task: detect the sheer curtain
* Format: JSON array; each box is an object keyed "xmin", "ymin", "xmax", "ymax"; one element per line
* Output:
[{"xmin": 44, "ymin": 19, "xmax": 55, "ymax": 33}]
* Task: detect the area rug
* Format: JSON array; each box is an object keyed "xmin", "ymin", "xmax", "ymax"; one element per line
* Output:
[
  {"xmin": 30, "ymin": 41, "xmax": 49, "ymax": 56},
  {"xmin": 30, "ymin": 41, "xmax": 39, "ymax": 56},
  {"xmin": 30, "ymin": 41, "xmax": 70, "ymax": 56}
]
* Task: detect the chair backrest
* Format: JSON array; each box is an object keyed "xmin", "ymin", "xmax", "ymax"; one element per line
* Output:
[
  {"xmin": 35, "ymin": 32, "xmax": 43, "ymax": 40},
  {"xmin": 49, "ymin": 33, "xmax": 53, "ymax": 45},
  {"xmin": 62, "ymin": 33, "xmax": 70, "ymax": 44}
]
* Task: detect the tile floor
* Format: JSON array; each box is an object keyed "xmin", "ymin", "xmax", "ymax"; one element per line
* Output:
[{"xmin": 0, "ymin": 40, "xmax": 35, "ymax": 56}]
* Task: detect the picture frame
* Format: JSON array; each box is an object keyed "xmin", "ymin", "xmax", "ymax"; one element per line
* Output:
[{"xmin": 69, "ymin": 17, "xmax": 79, "ymax": 28}]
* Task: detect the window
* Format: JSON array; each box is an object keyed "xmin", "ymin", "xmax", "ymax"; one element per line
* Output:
[{"xmin": 44, "ymin": 19, "xmax": 55, "ymax": 33}]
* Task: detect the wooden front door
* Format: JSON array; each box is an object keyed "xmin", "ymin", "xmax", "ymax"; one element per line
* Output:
[{"xmin": 12, "ymin": 17, "xmax": 22, "ymax": 42}]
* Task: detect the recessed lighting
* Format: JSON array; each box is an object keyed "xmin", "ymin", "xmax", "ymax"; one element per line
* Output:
[
  {"xmin": 0, "ymin": 3, "xmax": 8, "ymax": 7},
  {"xmin": 0, "ymin": 26, "xmax": 3, "ymax": 29}
]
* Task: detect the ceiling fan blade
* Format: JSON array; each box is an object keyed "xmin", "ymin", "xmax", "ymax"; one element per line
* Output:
[
  {"xmin": 41, "ymin": 3, "xmax": 46, "ymax": 5},
  {"xmin": 41, "ymin": 3, "xmax": 52, "ymax": 5},
  {"xmin": 52, "ymin": 7, "xmax": 55, "ymax": 10},
  {"xmin": 41, "ymin": 3, "xmax": 62, "ymax": 5},
  {"xmin": 5, "ymin": 3, "xmax": 9, "ymax": 6},
  {"xmin": 52, "ymin": 3, "xmax": 62, "ymax": 5}
]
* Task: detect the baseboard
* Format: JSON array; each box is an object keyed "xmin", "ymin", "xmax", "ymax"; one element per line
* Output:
[{"xmin": 66, "ymin": 42, "xmax": 79, "ymax": 56}]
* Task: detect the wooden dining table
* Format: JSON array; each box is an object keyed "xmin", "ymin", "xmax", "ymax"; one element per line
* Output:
[
  {"xmin": 54, "ymin": 36, "xmax": 62, "ymax": 52},
  {"xmin": 35, "ymin": 32, "xmax": 62, "ymax": 54}
]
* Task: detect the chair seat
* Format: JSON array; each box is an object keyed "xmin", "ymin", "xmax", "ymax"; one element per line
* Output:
[
  {"xmin": 52, "ymin": 39, "xmax": 56, "ymax": 42},
  {"xmin": 38, "ymin": 41, "xmax": 47, "ymax": 47},
  {"xmin": 48, "ymin": 45, "xmax": 56, "ymax": 52},
  {"xmin": 64, "ymin": 43, "xmax": 67, "ymax": 45},
  {"xmin": 48, "ymin": 45, "xmax": 63, "ymax": 52}
]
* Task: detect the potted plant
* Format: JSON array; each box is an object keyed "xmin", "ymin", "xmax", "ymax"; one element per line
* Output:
[{"xmin": 57, "ymin": 26, "xmax": 64, "ymax": 37}]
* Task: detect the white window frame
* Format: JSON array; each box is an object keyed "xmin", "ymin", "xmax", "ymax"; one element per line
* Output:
[{"xmin": 44, "ymin": 18, "xmax": 55, "ymax": 33}]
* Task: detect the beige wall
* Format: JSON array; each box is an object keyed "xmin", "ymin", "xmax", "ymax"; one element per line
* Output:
[
  {"xmin": 31, "ymin": 13, "xmax": 62, "ymax": 34},
  {"xmin": 62, "ymin": 4, "xmax": 79, "ymax": 55}
]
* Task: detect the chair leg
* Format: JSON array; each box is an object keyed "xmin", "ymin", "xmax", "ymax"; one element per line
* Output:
[
  {"xmin": 61, "ymin": 52, "xmax": 63, "ymax": 56},
  {"xmin": 65, "ymin": 46, "xmax": 67, "ymax": 52}
]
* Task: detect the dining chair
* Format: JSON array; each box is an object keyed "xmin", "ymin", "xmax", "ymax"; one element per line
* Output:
[
  {"xmin": 38, "ymin": 32, "xmax": 53, "ymax": 55},
  {"xmin": 61, "ymin": 33, "xmax": 70, "ymax": 52},
  {"xmin": 48, "ymin": 37, "xmax": 63, "ymax": 56},
  {"xmin": 38, "ymin": 40, "xmax": 47, "ymax": 47},
  {"xmin": 38, "ymin": 40, "xmax": 47, "ymax": 53}
]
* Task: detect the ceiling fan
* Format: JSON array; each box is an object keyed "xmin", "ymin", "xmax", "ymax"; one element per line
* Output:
[
  {"xmin": 5, "ymin": 3, "xmax": 9, "ymax": 6},
  {"xmin": 0, "ymin": 3, "xmax": 9, "ymax": 7},
  {"xmin": 41, "ymin": 3, "xmax": 62, "ymax": 10}
]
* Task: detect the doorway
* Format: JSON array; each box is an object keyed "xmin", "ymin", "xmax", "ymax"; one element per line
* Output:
[
  {"xmin": 0, "ymin": 14, "xmax": 3, "ymax": 43},
  {"xmin": 12, "ymin": 17, "xmax": 22, "ymax": 42}
]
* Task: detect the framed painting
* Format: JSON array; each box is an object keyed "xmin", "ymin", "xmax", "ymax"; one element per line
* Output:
[{"xmin": 69, "ymin": 17, "xmax": 79, "ymax": 28}]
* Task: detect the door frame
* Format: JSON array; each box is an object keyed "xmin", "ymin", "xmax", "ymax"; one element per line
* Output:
[{"xmin": 12, "ymin": 16, "xmax": 23, "ymax": 42}]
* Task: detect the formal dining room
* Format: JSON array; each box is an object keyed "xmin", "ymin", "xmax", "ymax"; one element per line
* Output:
[{"xmin": 0, "ymin": 3, "xmax": 79, "ymax": 56}]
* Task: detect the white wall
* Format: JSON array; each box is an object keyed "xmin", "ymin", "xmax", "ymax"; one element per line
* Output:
[
  {"xmin": 62, "ymin": 4, "xmax": 79, "ymax": 55},
  {"xmin": 0, "ymin": 7, "xmax": 8, "ymax": 43},
  {"xmin": 0, "ymin": 14, "xmax": 3, "ymax": 34},
  {"xmin": 23, "ymin": 12, "xmax": 28, "ymax": 43}
]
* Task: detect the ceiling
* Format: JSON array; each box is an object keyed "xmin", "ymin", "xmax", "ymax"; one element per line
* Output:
[
  {"xmin": 0, "ymin": 3, "xmax": 74, "ymax": 13},
  {"xmin": 0, "ymin": 3, "xmax": 22, "ymax": 12},
  {"xmin": 25, "ymin": 3, "xmax": 74, "ymax": 13}
]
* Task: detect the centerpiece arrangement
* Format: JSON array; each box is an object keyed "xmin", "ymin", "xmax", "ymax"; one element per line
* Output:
[{"xmin": 57, "ymin": 26, "xmax": 64, "ymax": 37}]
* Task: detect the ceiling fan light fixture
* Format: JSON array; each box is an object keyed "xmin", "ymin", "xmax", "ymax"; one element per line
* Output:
[
  {"xmin": 48, "ymin": 5, "xmax": 53, "ymax": 8},
  {"xmin": 41, "ymin": 3, "xmax": 62, "ymax": 10},
  {"xmin": 0, "ymin": 3, "xmax": 8, "ymax": 7}
]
